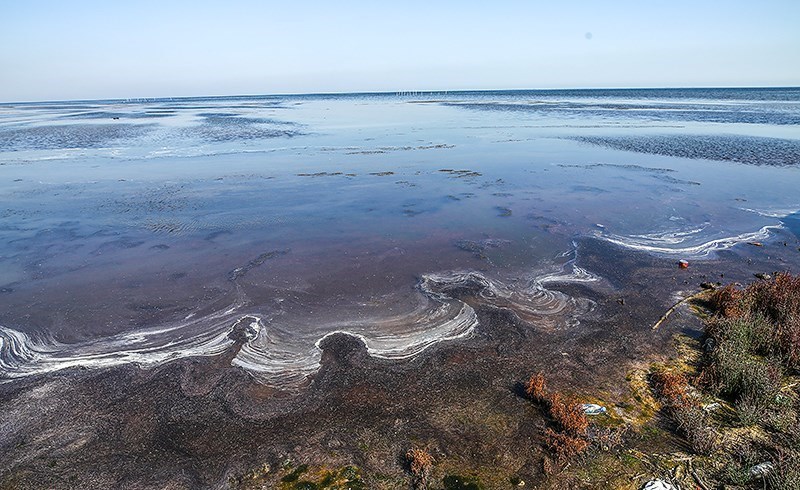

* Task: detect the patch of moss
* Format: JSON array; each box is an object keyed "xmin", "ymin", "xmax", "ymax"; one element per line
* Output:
[
  {"xmin": 619, "ymin": 451, "xmax": 640, "ymax": 467},
  {"xmin": 569, "ymin": 451, "xmax": 645, "ymax": 489},
  {"xmin": 276, "ymin": 464, "xmax": 366, "ymax": 490},
  {"xmin": 281, "ymin": 464, "xmax": 309, "ymax": 483}
]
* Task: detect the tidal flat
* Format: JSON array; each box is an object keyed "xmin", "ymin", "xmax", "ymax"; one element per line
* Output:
[{"xmin": 1, "ymin": 88, "xmax": 799, "ymax": 488}]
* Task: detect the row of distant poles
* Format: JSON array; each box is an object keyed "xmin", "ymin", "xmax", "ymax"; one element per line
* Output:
[
  {"xmin": 118, "ymin": 92, "xmax": 454, "ymax": 103},
  {"xmin": 396, "ymin": 91, "xmax": 449, "ymax": 97}
]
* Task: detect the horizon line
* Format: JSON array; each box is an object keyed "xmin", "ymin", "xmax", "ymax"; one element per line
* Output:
[{"xmin": 2, "ymin": 84, "xmax": 798, "ymax": 105}]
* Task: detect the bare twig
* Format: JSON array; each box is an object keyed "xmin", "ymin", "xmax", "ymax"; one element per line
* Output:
[
  {"xmin": 652, "ymin": 291, "xmax": 708, "ymax": 330},
  {"xmin": 691, "ymin": 468, "xmax": 710, "ymax": 490}
]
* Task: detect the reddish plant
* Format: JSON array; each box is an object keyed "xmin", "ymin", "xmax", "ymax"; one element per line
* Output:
[
  {"xmin": 708, "ymin": 273, "xmax": 800, "ymax": 372},
  {"xmin": 651, "ymin": 369, "xmax": 717, "ymax": 454},
  {"xmin": 548, "ymin": 393, "xmax": 589, "ymax": 437},
  {"xmin": 749, "ymin": 273, "xmax": 800, "ymax": 369},
  {"xmin": 651, "ymin": 370, "xmax": 692, "ymax": 408},
  {"xmin": 406, "ymin": 448, "xmax": 433, "ymax": 489},
  {"xmin": 525, "ymin": 373, "xmax": 592, "ymax": 463},
  {"xmin": 710, "ymin": 284, "xmax": 747, "ymax": 319},
  {"xmin": 525, "ymin": 372, "xmax": 547, "ymax": 402},
  {"xmin": 544, "ymin": 428, "xmax": 590, "ymax": 463}
]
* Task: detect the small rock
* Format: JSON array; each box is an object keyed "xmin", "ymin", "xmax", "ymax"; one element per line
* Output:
[
  {"xmin": 754, "ymin": 273, "xmax": 772, "ymax": 280},
  {"xmin": 700, "ymin": 282, "xmax": 717, "ymax": 290},
  {"xmin": 617, "ymin": 298, "xmax": 625, "ymax": 305},
  {"xmin": 678, "ymin": 259, "xmax": 689, "ymax": 269}
]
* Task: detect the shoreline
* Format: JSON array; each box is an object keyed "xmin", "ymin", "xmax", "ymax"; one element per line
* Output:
[{"xmin": 2, "ymin": 233, "xmax": 798, "ymax": 488}]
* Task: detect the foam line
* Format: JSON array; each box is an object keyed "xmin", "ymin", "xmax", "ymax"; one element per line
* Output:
[{"xmin": 1, "ymin": 262, "xmax": 598, "ymax": 387}]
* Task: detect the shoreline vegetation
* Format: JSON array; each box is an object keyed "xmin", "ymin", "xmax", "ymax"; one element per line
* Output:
[{"xmin": 225, "ymin": 274, "xmax": 799, "ymax": 490}]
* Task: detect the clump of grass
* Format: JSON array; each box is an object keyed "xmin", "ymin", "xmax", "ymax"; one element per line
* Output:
[
  {"xmin": 708, "ymin": 273, "xmax": 800, "ymax": 372},
  {"xmin": 718, "ymin": 441, "xmax": 769, "ymax": 485},
  {"xmin": 406, "ymin": 448, "xmax": 434, "ymax": 490},
  {"xmin": 703, "ymin": 274, "xmax": 799, "ymax": 428},
  {"xmin": 651, "ymin": 369, "xmax": 717, "ymax": 454},
  {"xmin": 586, "ymin": 425, "xmax": 628, "ymax": 452}
]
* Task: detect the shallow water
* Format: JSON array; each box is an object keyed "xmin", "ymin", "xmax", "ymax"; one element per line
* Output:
[{"xmin": 1, "ymin": 88, "xmax": 799, "ymax": 385}]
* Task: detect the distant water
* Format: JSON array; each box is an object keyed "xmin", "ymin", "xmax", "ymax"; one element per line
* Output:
[{"xmin": 1, "ymin": 88, "xmax": 799, "ymax": 385}]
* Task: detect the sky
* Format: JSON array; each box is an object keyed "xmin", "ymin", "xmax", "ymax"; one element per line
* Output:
[{"xmin": 1, "ymin": 0, "xmax": 799, "ymax": 102}]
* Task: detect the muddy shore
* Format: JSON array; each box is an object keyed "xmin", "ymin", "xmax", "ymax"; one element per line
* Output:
[{"xmin": 2, "ymin": 233, "xmax": 798, "ymax": 489}]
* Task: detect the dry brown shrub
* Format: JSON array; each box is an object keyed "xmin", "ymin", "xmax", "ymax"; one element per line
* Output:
[
  {"xmin": 750, "ymin": 273, "xmax": 800, "ymax": 369},
  {"xmin": 548, "ymin": 394, "xmax": 589, "ymax": 437},
  {"xmin": 651, "ymin": 370, "xmax": 692, "ymax": 407},
  {"xmin": 711, "ymin": 273, "xmax": 800, "ymax": 370},
  {"xmin": 651, "ymin": 369, "xmax": 717, "ymax": 454},
  {"xmin": 544, "ymin": 428, "xmax": 590, "ymax": 463},
  {"xmin": 525, "ymin": 373, "xmax": 592, "ymax": 463},
  {"xmin": 525, "ymin": 372, "xmax": 547, "ymax": 402},
  {"xmin": 749, "ymin": 272, "xmax": 800, "ymax": 322},
  {"xmin": 406, "ymin": 448, "xmax": 433, "ymax": 480},
  {"xmin": 710, "ymin": 283, "xmax": 747, "ymax": 318}
]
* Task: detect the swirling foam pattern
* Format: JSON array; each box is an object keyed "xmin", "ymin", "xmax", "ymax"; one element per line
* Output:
[
  {"xmin": 0, "ymin": 264, "xmax": 597, "ymax": 387},
  {"xmin": 598, "ymin": 224, "xmax": 781, "ymax": 258}
]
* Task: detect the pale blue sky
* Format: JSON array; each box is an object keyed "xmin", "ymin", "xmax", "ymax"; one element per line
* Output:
[{"xmin": 2, "ymin": 0, "xmax": 799, "ymax": 101}]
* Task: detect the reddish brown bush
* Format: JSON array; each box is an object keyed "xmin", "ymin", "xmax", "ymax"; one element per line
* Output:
[
  {"xmin": 749, "ymin": 272, "xmax": 800, "ymax": 322},
  {"xmin": 710, "ymin": 284, "xmax": 747, "ymax": 318},
  {"xmin": 749, "ymin": 273, "xmax": 800, "ymax": 369},
  {"xmin": 544, "ymin": 428, "xmax": 590, "ymax": 463},
  {"xmin": 525, "ymin": 372, "xmax": 547, "ymax": 402},
  {"xmin": 651, "ymin": 370, "xmax": 692, "ymax": 408},
  {"xmin": 406, "ymin": 448, "xmax": 433, "ymax": 489},
  {"xmin": 709, "ymin": 273, "xmax": 800, "ymax": 371},
  {"xmin": 525, "ymin": 373, "xmax": 592, "ymax": 463},
  {"xmin": 651, "ymin": 369, "xmax": 717, "ymax": 454},
  {"xmin": 547, "ymin": 393, "xmax": 589, "ymax": 437}
]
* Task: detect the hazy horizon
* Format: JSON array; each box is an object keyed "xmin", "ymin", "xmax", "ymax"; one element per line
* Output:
[
  {"xmin": 2, "ymin": 0, "xmax": 799, "ymax": 103},
  {"xmin": 3, "ymin": 85, "xmax": 800, "ymax": 105}
]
